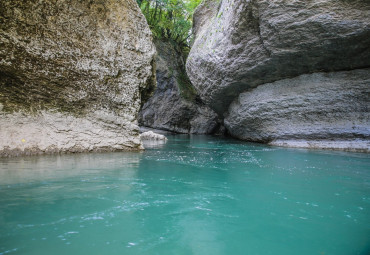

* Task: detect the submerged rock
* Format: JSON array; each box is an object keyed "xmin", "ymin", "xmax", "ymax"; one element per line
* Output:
[
  {"xmin": 0, "ymin": 0, "xmax": 156, "ymax": 156},
  {"xmin": 139, "ymin": 39, "xmax": 220, "ymax": 134},
  {"xmin": 187, "ymin": 0, "xmax": 370, "ymax": 151}
]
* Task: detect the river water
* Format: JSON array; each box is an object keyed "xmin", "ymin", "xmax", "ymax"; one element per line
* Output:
[{"xmin": 0, "ymin": 135, "xmax": 369, "ymax": 255}]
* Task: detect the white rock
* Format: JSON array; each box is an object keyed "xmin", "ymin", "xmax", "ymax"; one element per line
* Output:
[
  {"xmin": 0, "ymin": 0, "xmax": 156, "ymax": 157},
  {"xmin": 224, "ymin": 69, "xmax": 370, "ymax": 152},
  {"xmin": 140, "ymin": 131, "xmax": 168, "ymax": 141},
  {"xmin": 187, "ymin": 0, "xmax": 370, "ymax": 114}
]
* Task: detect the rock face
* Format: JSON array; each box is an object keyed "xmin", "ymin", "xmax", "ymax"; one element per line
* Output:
[
  {"xmin": 187, "ymin": 0, "xmax": 370, "ymax": 151},
  {"xmin": 187, "ymin": 0, "xmax": 370, "ymax": 114},
  {"xmin": 0, "ymin": 0, "xmax": 156, "ymax": 156},
  {"xmin": 139, "ymin": 39, "xmax": 219, "ymax": 134},
  {"xmin": 225, "ymin": 69, "xmax": 370, "ymax": 151}
]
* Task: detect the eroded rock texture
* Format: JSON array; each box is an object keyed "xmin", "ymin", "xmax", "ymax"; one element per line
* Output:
[
  {"xmin": 0, "ymin": 0, "xmax": 156, "ymax": 156},
  {"xmin": 187, "ymin": 0, "xmax": 370, "ymax": 114},
  {"xmin": 187, "ymin": 0, "xmax": 370, "ymax": 151},
  {"xmin": 225, "ymin": 69, "xmax": 370, "ymax": 151},
  {"xmin": 139, "ymin": 40, "xmax": 219, "ymax": 134}
]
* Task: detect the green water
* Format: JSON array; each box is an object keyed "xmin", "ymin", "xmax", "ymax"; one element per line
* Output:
[{"xmin": 0, "ymin": 135, "xmax": 369, "ymax": 255}]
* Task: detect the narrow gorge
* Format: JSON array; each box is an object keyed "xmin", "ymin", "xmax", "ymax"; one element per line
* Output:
[
  {"xmin": 139, "ymin": 39, "xmax": 220, "ymax": 134},
  {"xmin": 1, "ymin": 1, "xmax": 370, "ymax": 254},
  {"xmin": 1, "ymin": 0, "xmax": 369, "ymax": 156}
]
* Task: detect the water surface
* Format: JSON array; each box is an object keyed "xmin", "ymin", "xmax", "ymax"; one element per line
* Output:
[{"xmin": 1, "ymin": 135, "xmax": 369, "ymax": 255}]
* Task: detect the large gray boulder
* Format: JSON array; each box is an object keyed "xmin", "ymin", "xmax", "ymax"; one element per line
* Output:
[
  {"xmin": 139, "ymin": 39, "xmax": 219, "ymax": 134},
  {"xmin": 187, "ymin": 0, "xmax": 370, "ymax": 114},
  {"xmin": 225, "ymin": 69, "xmax": 370, "ymax": 152},
  {"xmin": 187, "ymin": 0, "xmax": 370, "ymax": 151},
  {"xmin": 0, "ymin": 0, "xmax": 156, "ymax": 156}
]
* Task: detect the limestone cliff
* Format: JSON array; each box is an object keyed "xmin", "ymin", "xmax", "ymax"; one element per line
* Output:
[
  {"xmin": 225, "ymin": 69, "xmax": 370, "ymax": 151},
  {"xmin": 139, "ymin": 39, "xmax": 219, "ymax": 134},
  {"xmin": 187, "ymin": 0, "xmax": 370, "ymax": 151},
  {"xmin": 0, "ymin": 0, "xmax": 156, "ymax": 156}
]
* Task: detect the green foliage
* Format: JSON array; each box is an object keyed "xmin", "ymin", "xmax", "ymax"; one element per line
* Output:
[
  {"xmin": 176, "ymin": 69, "xmax": 198, "ymax": 102},
  {"xmin": 137, "ymin": 0, "xmax": 201, "ymax": 51}
]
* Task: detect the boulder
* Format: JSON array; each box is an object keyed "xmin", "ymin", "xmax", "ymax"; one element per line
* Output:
[
  {"xmin": 0, "ymin": 0, "xmax": 156, "ymax": 156},
  {"xmin": 224, "ymin": 69, "xmax": 370, "ymax": 152},
  {"xmin": 187, "ymin": 0, "xmax": 370, "ymax": 115},
  {"xmin": 140, "ymin": 130, "xmax": 168, "ymax": 149},
  {"xmin": 186, "ymin": 0, "xmax": 370, "ymax": 150},
  {"xmin": 140, "ymin": 131, "xmax": 168, "ymax": 141}
]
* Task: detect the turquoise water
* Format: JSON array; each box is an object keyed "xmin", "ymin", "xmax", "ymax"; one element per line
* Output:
[{"xmin": 0, "ymin": 135, "xmax": 369, "ymax": 255}]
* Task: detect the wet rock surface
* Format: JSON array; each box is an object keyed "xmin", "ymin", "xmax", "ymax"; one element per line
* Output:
[{"xmin": 0, "ymin": 0, "xmax": 156, "ymax": 156}]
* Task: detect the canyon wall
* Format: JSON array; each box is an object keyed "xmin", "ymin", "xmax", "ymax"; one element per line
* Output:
[
  {"xmin": 187, "ymin": 0, "xmax": 370, "ymax": 151},
  {"xmin": 0, "ymin": 0, "xmax": 156, "ymax": 156}
]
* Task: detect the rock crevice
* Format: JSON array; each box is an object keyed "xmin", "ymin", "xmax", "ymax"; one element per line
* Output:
[{"xmin": 139, "ymin": 39, "xmax": 220, "ymax": 134}]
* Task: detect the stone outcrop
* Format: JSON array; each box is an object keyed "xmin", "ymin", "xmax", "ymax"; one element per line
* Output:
[
  {"xmin": 225, "ymin": 69, "xmax": 370, "ymax": 151},
  {"xmin": 187, "ymin": 0, "xmax": 370, "ymax": 114},
  {"xmin": 187, "ymin": 0, "xmax": 370, "ymax": 151},
  {"xmin": 0, "ymin": 0, "xmax": 156, "ymax": 156},
  {"xmin": 139, "ymin": 39, "xmax": 219, "ymax": 134},
  {"xmin": 140, "ymin": 130, "xmax": 168, "ymax": 149},
  {"xmin": 140, "ymin": 131, "xmax": 168, "ymax": 142}
]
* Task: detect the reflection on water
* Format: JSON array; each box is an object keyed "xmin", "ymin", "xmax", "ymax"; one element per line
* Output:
[
  {"xmin": 0, "ymin": 152, "xmax": 141, "ymax": 185},
  {"xmin": 141, "ymin": 140, "xmax": 168, "ymax": 150},
  {"xmin": 0, "ymin": 135, "xmax": 369, "ymax": 255}
]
